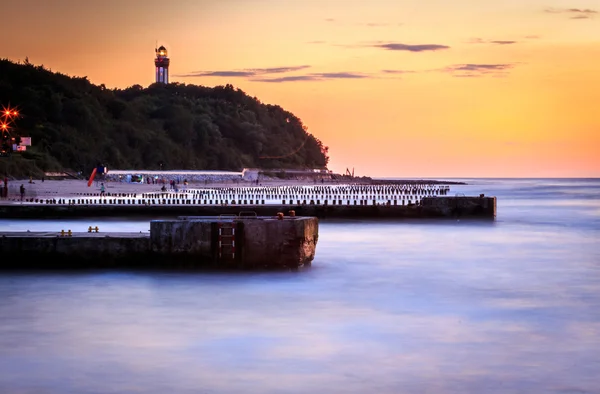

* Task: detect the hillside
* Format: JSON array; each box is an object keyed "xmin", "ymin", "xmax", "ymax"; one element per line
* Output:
[{"xmin": 0, "ymin": 59, "xmax": 329, "ymax": 178}]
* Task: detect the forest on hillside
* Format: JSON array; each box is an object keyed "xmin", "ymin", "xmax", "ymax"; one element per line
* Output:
[{"xmin": 0, "ymin": 58, "xmax": 329, "ymax": 178}]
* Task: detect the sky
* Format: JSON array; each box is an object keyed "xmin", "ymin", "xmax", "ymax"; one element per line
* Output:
[{"xmin": 2, "ymin": 0, "xmax": 599, "ymax": 177}]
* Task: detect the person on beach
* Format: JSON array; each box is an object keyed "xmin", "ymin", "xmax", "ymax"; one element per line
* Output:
[
  {"xmin": 100, "ymin": 183, "xmax": 105, "ymax": 196},
  {"xmin": 20, "ymin": 184, "xmax": 25, "ymax": 201}
]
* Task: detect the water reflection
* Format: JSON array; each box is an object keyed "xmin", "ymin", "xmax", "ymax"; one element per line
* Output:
[{"xmin": 0, "ymin": 179, "xmax": 599, "ymax": 393}]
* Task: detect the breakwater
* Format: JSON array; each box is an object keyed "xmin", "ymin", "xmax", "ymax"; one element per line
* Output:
[
  {"xmin": 0, "ymin": 196, "xmax": 496, "ymax": 219},
  {"xmin": 0, "ymin": 184, "xmax": 496, "ymax": 219},
  {"xmin": 0, "ymin": 216, "xmax": 318, "ymax": 269}
]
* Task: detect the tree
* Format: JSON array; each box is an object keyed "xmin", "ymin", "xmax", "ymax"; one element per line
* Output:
[{"xmin": 0, "ymin": 58, "xmax": 330, "ymax": 177}]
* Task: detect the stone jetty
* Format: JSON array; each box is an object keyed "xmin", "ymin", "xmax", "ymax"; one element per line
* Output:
[
  {"xmin": 0, "ymin": 183, "xmax": 496, "ymax": 219},
  {"xmin": 0, "ymin": 215, "xmax": 319, "ymax": 270}
]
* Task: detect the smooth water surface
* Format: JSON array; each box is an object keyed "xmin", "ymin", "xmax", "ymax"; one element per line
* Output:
[{"xmin": 1, "ymin": 178, "xmax": 599, "ymax": 393}]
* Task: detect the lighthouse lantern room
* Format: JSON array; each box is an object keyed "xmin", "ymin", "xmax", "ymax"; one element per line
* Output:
[{"xmin": 155, "ymin": 45, "xmax": 170, "ymax": 84}]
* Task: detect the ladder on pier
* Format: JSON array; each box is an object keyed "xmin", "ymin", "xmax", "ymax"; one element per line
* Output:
[{"xmin": 218, "ymin": 222, "xmax": 236, "ymax": 260}]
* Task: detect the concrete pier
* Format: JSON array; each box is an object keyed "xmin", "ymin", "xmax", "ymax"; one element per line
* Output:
[
  {"xmin": 0, "ymin": 216, "xmax": 319, "ymax": 270},
  {"xmin": 420, "ymin": 196, "xmax": 496, "ymax": 218},
  {"xmin": 0, "ymin": 196, "xmax": 496, "ymax": 219}
]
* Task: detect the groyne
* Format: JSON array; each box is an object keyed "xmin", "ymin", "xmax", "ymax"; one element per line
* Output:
[
  {"xmin": 0, "ymin": 183, "xmax": 496, "ymax": 219},
  {"xmin": 0, "ymin": 216, "xmax": 318, "ymax": 270},
  {"xmin": 0, "ymin": 196, "xmax": 496, "ymax": 219}
]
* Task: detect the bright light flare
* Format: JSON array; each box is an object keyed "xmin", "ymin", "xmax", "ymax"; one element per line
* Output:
[
  {"xmin": 1, "ymin": 124, "xmax": 7, "ymax": 130},
  {"xmin": 1, "ymin": 105, "xmax": 19, "ymax": 119}
]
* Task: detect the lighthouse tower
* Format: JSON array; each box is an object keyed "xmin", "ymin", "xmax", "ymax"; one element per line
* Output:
[{"xmin": 155, "ymin": 45, "xmax": 170, "ymax": 84}]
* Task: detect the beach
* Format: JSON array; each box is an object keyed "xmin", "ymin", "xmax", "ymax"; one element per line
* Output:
[{"xmin": 3, "ymin": 178, "xmax": 307, "ymax": 199}]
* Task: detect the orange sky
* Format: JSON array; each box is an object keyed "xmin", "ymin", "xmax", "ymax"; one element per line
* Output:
[{"xmin": 3, "ymin": 0, "xmax": 599, "ymax": 177}]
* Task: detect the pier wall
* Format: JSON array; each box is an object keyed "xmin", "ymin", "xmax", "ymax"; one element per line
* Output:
[
  {"xmin": 150, "ymin": 217, "xmax": 318, "ymax": 268},
  {"xmin": 420, "ymin": 196, "xmax": 496, "ymax": 218},
  {"xmin": 0, "ymin": 196, "xmax": 496, "ymax": 219},
  {"xmin": 0, "ymin": 217, "xmax": 318, "ymax": 270},
  {"xmin": 0, "ymin": 234, "xmax": 150, "ymax": 268}
]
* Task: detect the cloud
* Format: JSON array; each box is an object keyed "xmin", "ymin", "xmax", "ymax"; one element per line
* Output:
[
  {"xmin": 468, "ymin": 38, "xmax": 486, "ymax": 44},
  {"xmin": 567, "ymin": 8, "xmax": 597, "ymax": 12},
  {"xmin": 378, "ymin": 69, "xmax": 417, "ymax": 79},
  {"xmin": 544, "ymin": 7, "xmax": 597, "ymax": 18},
  {"xmin": 373, "ymin": 42, "xmax": 450, "ymax": 52},
  {"xmin": 178, "ymin": 71, "xmax": 254, "ymax": 77},
  {"xmin": 468, "ymin": 38, "xmax": 518, "ymax": 45},
  {"xmin": 252, "ymin": 75, "xmax": 321, "ymax": 83},
  {"xmin": 318, "ymin": 72, "xmax": 366, "ymax": 79},
  {"xmin": 524, "ymin": 35, "xmax": 541, "ymax": 39},
  {"xmin": 360, "ymin": 22, "xmax": 403, "ymax": 27},
  {"xmin": 176, "ymin": 65, "xmax": 311, "ymax": 78},
  {"xmin": 442, "ymin": 63, "xmax": 515, "ymax": 78},
  {"xmin": 252, "ymin": 72, "xmax": 369, "ymax": 83},
  {"xmin": 324, "ymin": 18, "xmax": 335, "ymax": 22},
  {"xmin": 252, "ymin": 66, "xmax": 310, "ymax": 74},
  {"xmin": 381, "ymin": 69, "xmax": 415, "ymax": 74}
]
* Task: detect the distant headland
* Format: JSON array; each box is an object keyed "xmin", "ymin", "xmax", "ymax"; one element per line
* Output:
[{"xmin": 0, "ymin": 58, "xmax": 328, "ymax": 178}]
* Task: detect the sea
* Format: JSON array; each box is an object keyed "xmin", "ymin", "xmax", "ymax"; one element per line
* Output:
[{"xmin": 0, "ymin": 178, "xmax": 598, "ymax": 394}]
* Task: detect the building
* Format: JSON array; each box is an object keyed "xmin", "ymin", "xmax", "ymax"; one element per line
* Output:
[{"xmin": 155, "ymin": 45, "xmax": 170, "ymax": 84}]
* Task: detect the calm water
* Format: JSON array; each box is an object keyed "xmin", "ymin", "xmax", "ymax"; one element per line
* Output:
[{"xmin": 1, "ymin": 178, "xmax": 599, "ymax": 394}]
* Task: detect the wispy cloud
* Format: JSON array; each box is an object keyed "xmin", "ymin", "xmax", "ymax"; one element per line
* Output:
[
  {"xmin": 378, "ymin": 69, "xmax": 417, "ymax": 79},
  {"xmin": 252, "ymin": 72, "xmax": 369, "ymax": 83},
  {"xmin": 524, "ymin": 35, "xmax": 541, "ymax": 39},
  {"xmin": 177, "ymin": 71, "xmax": 254, "ymax": 77},
  {"xmin": 323, "ymin": 19, "xmax": 402, "ymax": 28},
  {"xmin": 176, "ymin": 65, "xmax": 311, "ymax": 78},
  {"xmin": 360, "ymin": 22, "xmax": 403, "ymax": 27},
  {"xmin": 372, "ymin": 42, "xmax": 450, "ymax": 52},
  {"xmin": 544, "ymin": 7, "xmax": 597, "ymax": 19},
  {"xmin": 253, "ymin": 75, "xmax": 320, "ymax": 83},
  {"xmin": 317, "ymin": 72, "xmax": 367, "ymax": 79},
  {"xmin": 381, "ymin": 69, "xmax": 415, "ymax": 74},
  {"xmin": 442, "ymin": 63, "xmax": 515, "ymax": 78},
  {"xmin": 468, "ymin": 38, "xmax": 518, "ymax": 45}
]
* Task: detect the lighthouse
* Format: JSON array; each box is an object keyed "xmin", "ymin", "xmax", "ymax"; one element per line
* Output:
[{"xmin": 155, "ymin": 45, "xmax": 170, "ymax": 84}]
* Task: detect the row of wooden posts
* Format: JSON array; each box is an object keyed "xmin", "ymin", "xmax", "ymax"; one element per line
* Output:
[{"xmin": 36, "ymin": 197, "xmax": 422, "ymax": 206}]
